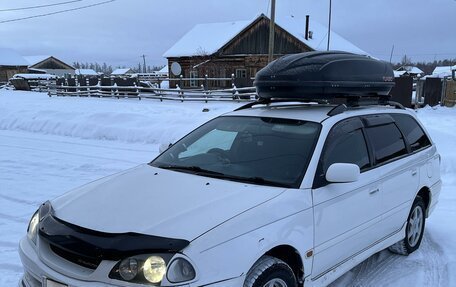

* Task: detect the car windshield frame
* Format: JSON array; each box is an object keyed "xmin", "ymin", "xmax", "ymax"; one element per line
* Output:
[{"xmin": 150, "ymin": 116, "xmax": 322, "ymax": 188}]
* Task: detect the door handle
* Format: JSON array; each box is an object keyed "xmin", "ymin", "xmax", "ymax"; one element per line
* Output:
[
  {"xmin": 369, "ymin": 188, "xmax": 380, "ymax": 195},
  {"xmin": 411, "ymin": 169, "xmax": 418, "ymax": 176}
]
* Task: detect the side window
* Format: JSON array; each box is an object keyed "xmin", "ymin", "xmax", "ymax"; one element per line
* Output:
[
  {"xmin": 322, "ymin": 129, "xmax": 371, "ymax": 172},
  {"xmin": 391, "ymin": 114, "xmax": 431, "ymax": 152},
  {"xmin": 365, "ymin": 123, "xmax": 408, "ymax": 165}
]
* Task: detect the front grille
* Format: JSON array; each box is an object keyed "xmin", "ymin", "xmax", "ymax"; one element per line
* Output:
[{"xmin": 50, "ymin": 244, "xmax": 101, "ymax": 270}]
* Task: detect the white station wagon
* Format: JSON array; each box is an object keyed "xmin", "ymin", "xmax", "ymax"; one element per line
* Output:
[{"xmin": 19, "ymin": 52, "xmax": 441, "ymax": 287}]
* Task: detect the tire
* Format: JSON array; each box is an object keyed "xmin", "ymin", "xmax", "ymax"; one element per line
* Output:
[
  {"xmin": 389, "ymin": 196, "xmax": 426, "ymax": 255},
  {"xmin": 244, "ymin": 256, "xmax": 297, "ymax": 287}
]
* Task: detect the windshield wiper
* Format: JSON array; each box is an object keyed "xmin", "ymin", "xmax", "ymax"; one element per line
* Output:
[
  {"xmin": 157, "ymin": 165, "xmax": 225, "ymax": 176},
  {"xmin": 157, "ymin": 165, "xmax": 290, "ymax": 188},
  {"xmin": 222, "ymin": 175, "xmax": 292, "ymax": 188}
]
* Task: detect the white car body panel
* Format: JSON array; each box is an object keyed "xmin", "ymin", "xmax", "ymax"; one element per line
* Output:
[
  {"xmin": 52, "ymin": 164, "xmax": 285, "ymax": 240},
  {"xmin": 18, "ymin": 104, "xmax": 442, "ymax": 287},
  {"xmin": 312, "ymin": 168, "xmax": 383, "ymax": 278}
]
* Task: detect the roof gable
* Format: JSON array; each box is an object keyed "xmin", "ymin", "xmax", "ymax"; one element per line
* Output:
[
  {"xmin": 163, "ymin": 14, "xmax": 367, "ymax": 58},
  {"xmin": 220, "ymin": 15, "xmax": 313, "ymax": 55},
  {"xmin": 25, "ymin": 56, "xmax": 75, "ymax": 70},
  {"xmin": 163, "ymin": 19, "xmax": 252, "ymax": 58}
]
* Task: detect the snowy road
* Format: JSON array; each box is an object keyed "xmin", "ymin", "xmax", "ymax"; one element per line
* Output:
[
  {"xmin": 0, "ymin": 91, "xmax": 455, "ymax": 286},
  {"xmin": 0, "ymin": 130, "xmax": 157, "ymax": 286}
]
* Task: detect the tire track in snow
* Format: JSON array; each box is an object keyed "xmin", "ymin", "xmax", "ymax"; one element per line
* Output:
[
  {"xmin": 0, "ymin": 212, "xmax": 28, "ymax": 224},
  {"xmin": 0, "ymin": 143, "xmax": 139, "ymax": 165},
  {"xmin": 330, "ymin": 233, "xmax": 449, "ymax": 286},
  {"xmin": 0, "ymin": 193, "xmax": 40, "ymax": 206},
  {"xmin": 0, "ymin": 132, "xmax": 153, "ymax": 153}
]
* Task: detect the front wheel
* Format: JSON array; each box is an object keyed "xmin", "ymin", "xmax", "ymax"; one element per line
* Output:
[
  {"xmin": 244, "ymin": 256, "xmax": 297, "ymax": 287},
  {"xmin": 389, "ymin": 196, "xmax": 426, "ymax": 255}
]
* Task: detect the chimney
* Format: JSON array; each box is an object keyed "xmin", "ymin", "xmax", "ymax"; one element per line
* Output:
[{"xmin": 305, "ymin": 15, "xmax": 310, "ymax": 40}]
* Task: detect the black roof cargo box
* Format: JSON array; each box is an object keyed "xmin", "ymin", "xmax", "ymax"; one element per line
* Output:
[{"xmin": 254, "ymin": 51, "xmax": 395, "ymax": 99}]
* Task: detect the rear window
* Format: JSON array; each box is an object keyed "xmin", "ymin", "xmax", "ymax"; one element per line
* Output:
[
  {"xmin": 365, "ymin": 123, "xmax": 408, "ymax": 165},
  {"xmin": 391, "ymin": 114, "xmax": 431, "ymax": 152}
]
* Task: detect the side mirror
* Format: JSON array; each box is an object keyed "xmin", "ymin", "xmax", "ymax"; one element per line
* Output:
[
  {"xmin": 159, "ymin": 143, "xmax": 173, "ymax": 153},
  {"xmin": 326, "ymin": 163, "xmax": 360, "ymax": 183}
]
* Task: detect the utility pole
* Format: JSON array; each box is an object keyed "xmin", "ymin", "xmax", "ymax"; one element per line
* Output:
[
  {"xmin": 389, "ymin": 45, "xmax": 395, "ymax": 63},
  {"xmin": 141, "ymin": 54, "xmax": 147, "ymax": 73},
  {"xmin": 327, "ymin": 0, "xmax": 332, "ymax": 51},
  {"xmin": 268, "ymin": 0, "xmax": 276, "ymax": 63}
]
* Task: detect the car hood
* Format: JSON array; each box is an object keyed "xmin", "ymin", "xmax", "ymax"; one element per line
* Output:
[{"xmin": 52, "ymin": 164, "xmax": 285, "ymax": 241}]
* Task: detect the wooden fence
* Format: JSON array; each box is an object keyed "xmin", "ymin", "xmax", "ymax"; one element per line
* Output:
[{"xmin": 48, "ymin": 83, "xmax": 257, "ymax": 102}]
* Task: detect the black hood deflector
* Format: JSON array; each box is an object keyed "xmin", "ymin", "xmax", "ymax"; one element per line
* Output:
[{"xmin": 38, "ymin": 201, "xmax": 190, "ymax": 261}]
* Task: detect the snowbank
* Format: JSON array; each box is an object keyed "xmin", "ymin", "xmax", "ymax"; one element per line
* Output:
[{"xmin": 0, "ymin": 90, "xmax": 242, "ymax": 145}]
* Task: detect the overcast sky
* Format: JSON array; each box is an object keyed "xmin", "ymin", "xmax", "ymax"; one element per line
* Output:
[{"xmin": 0, "ymin": 0, "xmax": 454, "ymax": 67}]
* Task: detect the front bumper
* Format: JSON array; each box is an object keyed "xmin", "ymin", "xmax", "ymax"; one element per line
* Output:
[{"xmin": 19, "ymin": 237, "xmax": 244, "ymax": 287}]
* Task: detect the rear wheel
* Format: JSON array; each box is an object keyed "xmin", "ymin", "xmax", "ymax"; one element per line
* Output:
[
  {"xmin": 244, "ymin": 256, "xmax": 297, "ymax": 287},
  {"xmin": 389, "ymin": 196, "xmax": 426, "ymax": 255}
]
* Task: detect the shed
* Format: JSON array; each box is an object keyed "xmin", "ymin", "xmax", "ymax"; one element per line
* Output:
[
  {"xmin": 75, "ymin": 69, "xmax": 98, "ymax": 76},
  {"xmin": 24, "ymin": 55, "xmax": 75, "ymax": 76},
  {"xmin": 396, "ymin": 65, "xmax": 424, "ymax": 77},
  {"xmin": 0, "ymin": 48, "xmax": 29, "ymax": 83},
  {"xmin": 163, "ymin": 14, "xmax": 367, "ymax": 88},
  {"xmin": 111, "ymin": 68, "xmax": 134, "ymax": 76}
]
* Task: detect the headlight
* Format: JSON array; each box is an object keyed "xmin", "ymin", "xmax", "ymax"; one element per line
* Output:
[
  {"xmin": 27, "ymin": 211, "xmax": 39, "ymax": 245},
  {"xmin": 143, "ymin": 256, "xmax": 167, "ymax": 283},
  {"xmin": 110, "ymin": 254, "xmax": 171, "ymax": 285},
  {"xmin": 167, "ymin": 258, "xmax": 196, "ymax": 283},
  {"xmin": 110, "ymin": 254, "xmax": 196, "ymax": 285}
]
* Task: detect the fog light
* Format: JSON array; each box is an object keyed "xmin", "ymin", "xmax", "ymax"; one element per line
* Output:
[
  {"xmin": 143, "ymin": 256, "xmax": 166, "ymax": 283},
  {"xmin": 119, "ymin": 258, "xmax": 138, "ymax": 281}
]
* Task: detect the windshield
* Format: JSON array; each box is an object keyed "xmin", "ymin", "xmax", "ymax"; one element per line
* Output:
[{"xmin": 151, "ymin": 116, "xmax": 321, "ymax": 188}]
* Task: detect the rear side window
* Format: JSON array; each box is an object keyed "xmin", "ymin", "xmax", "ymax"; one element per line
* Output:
[
  {"xmin": 366, "ymin": 123, "xmax": 408, "ymax": 165},
  {"xmin": 391, "ymin": 114, "xmax": 431, "ymax": 152}
]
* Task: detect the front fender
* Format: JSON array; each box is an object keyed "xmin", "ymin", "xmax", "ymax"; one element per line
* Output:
[{"xmin": 184, "ymin": 189, "xmax": 314, "ymax": 286}]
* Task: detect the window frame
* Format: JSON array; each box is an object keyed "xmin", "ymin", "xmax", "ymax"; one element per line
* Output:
[
  {"xmin": 235, "ymin": 68, "xmax": 247, "ymax": 78},
  {"xmin": 313, "ymin": 116, "xmax": 373, "ymax": 189},
  {"xmin": 363, "ymin": 122, "xmax": 410, "ymax": 167},
  {"xmin": 189, "ymin": 70, "xmax": 198, "ymax": 87},
  {"xmin": 389, "ymin": 113, "xmax": 432, "ymax": 154}
]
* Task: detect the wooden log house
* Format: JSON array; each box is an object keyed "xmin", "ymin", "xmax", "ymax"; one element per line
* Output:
[{"xmin": 163, "ymin": 14, "xmax": 366, "ymax": 89}]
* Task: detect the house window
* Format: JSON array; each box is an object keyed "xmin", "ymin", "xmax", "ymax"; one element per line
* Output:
[
  {"xmin": 249, "ymin": 68, "xmax": 258, "ymax": 78},
  {"xmin": 235, "ymin": 69, "xmax": 247, "ymax": 78},
  {"xmin": 190, "ymin": 70, "xmax": 198, "ymax": 87}
]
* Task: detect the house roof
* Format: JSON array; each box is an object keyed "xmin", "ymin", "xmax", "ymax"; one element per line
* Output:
[
  {"xmin": 23, "ymin": 55, "xmax": 51, "ymax": 66},
  {"xmin": 0, "ymin": 48, "xmax": 28, "ymax": 66},
  {"xmin": 111, "ymin": 68, "xmax": 133, "ymax": 75},
  {"xmin": 163, "ymin": 14, "xmax": 367, "ymax": 58},
  {"xmin": 432, "ymin": 66, "xmax": 456, "ymax": 78},
  {"xmin": 24, "ymin": 55, "xmax": 75, "ymax": 70},
  {"xmin": 158, "ymin": 65, "xmax": 168, "ymax": 73},
  {"xmin": 397, "ymin": 65, "xmax": 424, "ymax": 74},
  {"xmin": 75, "ymin": 69, "xmax": 98, "ymax": 76}
]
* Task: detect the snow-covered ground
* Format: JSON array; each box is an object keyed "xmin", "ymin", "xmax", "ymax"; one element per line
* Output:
[{"xmin": 0, "ymin": 90, "xmax": 454, "ymax": 286}]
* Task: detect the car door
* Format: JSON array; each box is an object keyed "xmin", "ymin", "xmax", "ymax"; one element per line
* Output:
[
  {"xmin": 367, "ymin": 114, "xmax": 427, "ymax": 236},
  {"xmin": 311, "ymin": 117, "xmax": 383, "ymax": 279}
]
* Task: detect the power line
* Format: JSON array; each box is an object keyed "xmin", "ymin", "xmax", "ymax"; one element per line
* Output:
[
  {"xmin": 0, "ymin": 0, "xmax": 83, "ymax": 12},
  {"xmin": 0, "ymin": 0, "xmax": 116, "ymax": 24}
]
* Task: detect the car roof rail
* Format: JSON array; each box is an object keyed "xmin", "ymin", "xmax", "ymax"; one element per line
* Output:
[
  {"xmin": 234, "ymin": 98, "xmax": 329, "ymax": 111},
  {"xmin": 327, "ymin": 99, "xmax": 405, "ymax": 116},
  {"xmin": 234, "ymin": 96, "xmax": 405, "ymax": 115}
]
